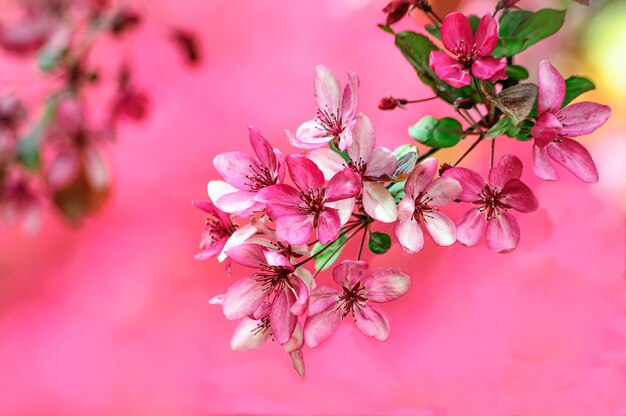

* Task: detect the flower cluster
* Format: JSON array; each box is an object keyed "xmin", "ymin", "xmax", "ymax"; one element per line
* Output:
[
  {"xmin": 0, "ymin": 0, "xmax": 200, "ymax": 230},
  {"xmin": 198, "ymin": 1, "xmax": 610, "ymax": 378}
]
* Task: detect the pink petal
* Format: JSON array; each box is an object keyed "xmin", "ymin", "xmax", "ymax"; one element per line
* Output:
[
  {"xmin": 317, "ymin": 209, "xmax": 341, "ymax": 244},
  {"xmin": 537, "ymin": 60, "xmax": 565, "ymax": 115},
  {"xmin": 289, "ymin": 121, "xmax": 330, "ymax": 149},
  {"xmin": 442, "ymin": 167, "xmax": 485, "ymax": 202},
  {"xmin": 557, "ymin": 102, "xmax": 611, "ymax": 137},
  {"xmin": 532, "ymin": 112, "xmax": 562, "ymax": 147},
  {"xmin": 395, "ymin": 218, "xmax": 425, "ymax": 254},
  {"xmin": 347, "ymin": 113, "xmax": 375, "ymax": 164},
  {"xmin": 270, "ymin": 289, "xmax": 298, "ymax": 344},
  {"xmin": 192, "ymin": 199, "xmax": 230, "ymax": 225},
  {"xmin": 286, "ymin": 155, "xmax": 325, "ymax": 192},
  {"xmin": 429, "ymin": 50, "xmax": 472, "ymax": 88},
  {"xmin": 337, "ymin": 121, "xmax": 356, "ymax": 151},
  {"xmin": 290, "ymin": 280, "xmax": 309, "ymax": 316},
  {"xmin": 405, "ymin": 157, "xmax": 438, "ymax": 198},
  {"xmin": 308, "ymin": 286, "xmax": 340, "ymax": 316},
  {"xmin": 194, "ymin": 236, "xmax": 227, "ymax": 261},
  {"xmin": 341, "ymin": 71, "xmax": 360, "ymax": 122},
  {"xmin": 326, "ymin": 197, "xmax": 356, "ymax": 226},
  {"xmin": 471, "ymin": 56, "xmax": 507, "ymax": 81},
  {"xmin": 474, "ymin": 14, "xmax": 499, "ymax": 55},
  {"xmin": 218, "ymin": 223, "xmax": 258, "ymax": 263},
  {"xmin": 213, "ymin": 151, "xmax": 256, "ymax": 190},
  {"xmin": 365, "ymin": 147, "xmax": 396, "ymax": 178},
  {"xmin": 214, "ymin": 190, "xmax": 257, "ymax": 214},
  {"xmin": 230, "ymin": 318, "xmax": 270, "ymax": 352},
  {"xmin": 424, "ymin": 211, "xmax": 457, "ymax": 246},
  {"xmin": 224, "ymin": 243, "xmax": 267, "ymax": 268},
  {"xmin": 315, "ymin": 65, "xmax": 342, "ymax": 113},
  {"xmin": 275, "ymin": 214, "xmax": 314, "ymax": 245},
  {"xmin": 546, "ymin": 138, "xmax": 599, "ymax": 183},
  {"xmin": 264, "ymin": 251, "xmax": 294, "ymax": 269},
  {"xmin": 485, "ymin": 212, "xmax": 520, "ymax": 253},
  {"xmin": 303, "ymin": 306, "xmax": 342, "ymax": 348},
  {"xmin": 256, "ymin": 184, "xmax": 302, "ymax": 217},
  {"xmin": 532, "ymin": 144, "xmax": 559, "ymax": 181},
  {"xmin": 423, "ymin": 177, "xmax": 462, "ymax": 206},
  {"xmin": 362, "ymin": 182, "xmax": 398, "ymax": 223},
  {"xmin": 488, "ymin": 154, "xmax": 523, "ymax": 190},
  {"xmin": 223, "ymin": 276, "xmax": 265, "ymax": 320},
  {"xmin": 289, "ymin": 350, "xmax": 305, "ymax": 379},
  {"xmin": 332, "ymin": 260, "xmax": 368, "ymax": 288},
  {"xmin": 354, "ymin": 305, "xmax": 390, "ymax": 341},
  {"xmin": 397, "ymin": 196, "xmax": 415, "ymax": 223},
  {"xmin": 248, "ymin": 126, "xmax": 276, "ymax": 173},
  {"xmin": 501, "ymin": 179, "xmax": 538, "ymax": 213},
  {"xmin": 207, "ymin": 180, "xmax": 238, "ymax": 204},
  {"xmin": 306, "ymin": 148, "xmax": 345, "ymax": 180},
  {"xmin": 487, "ymin": 64, "xmax": 508, "ymax": 83},
  {"xmin": 441, "ymin": 12, "xmax": 473, "ymax": 52},
  {"xmin": 325, "ymin": 168, "xmax": 361, "ymax": 202},
  {"xmin": 363, "ymin": 269, "xmax": 411, "ymax": 303},
  {"xmin": 284, "ymin": 323, "xmax": 304, "ymax": 353},
  {"xmin": 456, "ymin": 208, "xmax": 487, "ymax": 247}
]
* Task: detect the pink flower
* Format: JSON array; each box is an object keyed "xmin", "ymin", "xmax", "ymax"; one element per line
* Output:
[
  {"xmin": 429, "ymin": 13, "xmax": 506, "ymax": 88},
  {"xmin": 257, "ymin": 155, "xmax": 361, "ymax": 245},
  {"xmin": 531, "ymin": 60, "xmax": 611, "ymax": 183},
  {"xmin": 207, "ymin": 126, "xmax": 284, "ymax": 215},
  {"xmin": 395, "ymin": 158, "xmax": 462, "ymax": 254},
  {"xmin": 307, "ymin": 114, "xmax": 398, "ymax": 223},
  {"xmin": 221, "ymin": 244, "xmax": 312, "ymax": 344},
  {"xmin": 287, "ymin": 65, "xmax": 359, "ymax": 150},
  {"xmin": 0, "ymin": 177, "xmax": 40, "ymax": 234},
  {"xmin": 192, "ymin": 199, "xmax": 256, "ymax": 262},
  {"xmin": 303, "ymin": 260, "xmax": 410, "ymax": 347},
  {"xmin": 442, "ymin": 155, "xmax": 538, "ymax": 253}
]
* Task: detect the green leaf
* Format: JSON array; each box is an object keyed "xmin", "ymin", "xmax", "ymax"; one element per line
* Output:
[
  {"xmin": 493, "ymin": 9, "xmax": 566, "ymax": 57},
  {"xmin": 514, "ymin": 120, "xmax": 534, "ymax": 141},
  {"xmin": 312, "ymin": 232, "xmax": 347, "ymax": 272},
  {"xmin": 16, "ymin": 96, "xmax": 60, "ymax": 171},
  {"xmin": 563, "ymin": 76, "xmax": 595, "ymax": 107},
  {"xmin": 485, "ymin": 116, "xmax": 520, "ymax": 139},
  {"xmin": 394, "ymin": 144, "xmax": 417, "ymax": 158},
  {"xmin": 388, "ymin": 180, "xmax": 406, "ymax": 204},
  {"xmin": 394, "ymin": 31, "xmax": 477, "ymax": 104},
  {"xmin": 506, "ymin": 65, "xmax": 529, "ymax": 81},
  {"xmin": 368, "ymin": 231, "xmax": 392, "ymax": 255},
  {"xmin": 378, "ymin": 24, "xmax": 395, "ymax": 34},
  {"xmin": 468, "ymin": 15, "xmax": 481, "ymax": 33},
  {"xmin": 408, "ymin": 116, "xmax": 463, "ymax": 148},
  {"xmin": 425, "ymin": 24, "xmax": 441, "ymax": 40}
]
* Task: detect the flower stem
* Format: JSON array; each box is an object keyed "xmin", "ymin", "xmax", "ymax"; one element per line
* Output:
[
  {"xmin": 490, "ymin": 138, "xmax": 496, "ymax": 168},
  {"xmin": 356, "ymin": 224, "xmax": 369, "ymax": 261},
  {"xmin": 453, "ymin": 134, "xmax": 484, "ymax": 167},
  {"xmin": 311, "ymin": 224, "xmax": 366, "ymax": 278},
  {"xmin": 416, "ymin": 147, "xmax": 440, "ymax": 163}
]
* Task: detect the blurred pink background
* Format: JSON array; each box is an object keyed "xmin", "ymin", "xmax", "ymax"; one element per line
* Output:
[{"xmin": 1, "ymin": 0, "xmax": 625, "ymax": 414}]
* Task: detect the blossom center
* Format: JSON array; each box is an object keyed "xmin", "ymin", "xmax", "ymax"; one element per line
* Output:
[
  {"xmin": 316, "ymin": 105, "xmax": 344, "ymax": 138},
  {"xmin": 348, "ymin": 157, "xmax": 367, "ymax": 176},
  {"xmin": 245, "ymin": 161, "xmax": 276, "ymax": 191},
  {"xmin": 299, "ymin": 187, "xmax": 327, "ymax": 226},
  {"xmin": 473, "ymin": 185, "xmax": 511, "ymax": 220},
  {"xmin": 412, "ymin": 191, "xmax": 438, "ymax": 224},
  {"xmin": 255, "ymin": 266, "xmax": 294, "ymax": 297},
  {"xmin": 204, "ymin": 214, "xmax": 233, "ymax": 243},
  {"xmin": 451, "ymin": 40, "xmax": 479, "ymax": 68},
  {"xmin": 337, "ymin": 281, "xmax": 368, "ymax": 318}
]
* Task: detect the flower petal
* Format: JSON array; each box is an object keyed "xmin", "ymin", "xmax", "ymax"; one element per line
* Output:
[
  {"xmin": 537, "ymin": 60, "xmax": 565, "ymax": 115},
  {"xmin": 341, "ymin": 71, "xmax": 360, "ymax": 122},
  {"xmin": 442, "ymin": 167, "xmax": 485, "ymax": 202},
  {"xmin": 218, "ymin": 223, "xmax": 258, "ymax": 263},
  {"xmin": 485, "ymin": 212, "xmax": 520, "ymax": 253},
  {"xmin": 362, "ymin": 182, "xmax": 398, "ymax": 223},
  {"xmin": 364, "ymin": 269, "xmax": 411, "ymax": 303},
  {"xmin": 546, "ymin": 137, "xmax": 599, "ymax": 183},
  {"xmin": 332, "ymin": 260, "xmax": 369, "ymax": 287},
  {"xmin": 317, "ymin": 208, "xmax": 342, "ymax": 244},
  {"xmin": 557, "ymin": 102, "xmax": 611, "ymax": 137},
  {"xmin": 488, "ymin": 154, "xmax": 523, "ymax": 189},
  {"xmin": 424, "ymin": 211, "xmax": 457, "ymax": 246},
  {"xmin": 423, "ymin": 177, "xmax": 462, "ymax": 206},
  {"xmin": 290, "ymin": 279, "xmax": 310, "ymax": 316},
  {"xmin": 230, "ymin": 318, "xmax": 270, "ymax": 351},
  {"xmin": 315, "ymin": 65, "xmax": 342, "ymax": 113},
  {"xmin": 289, "ymin": 350, "xmax": 305, "ymax": 379},
  {"xmin": 214, "ymin": 190, "xmax": 257, "ymax": 214},
  {"xmin": 270, "ymin": 289, "xmax": 298, "ymax": 344},
  {"xmin": 303, "ymin": 306, "xmax": 342, "ymax": 348},
  {"xmin": 289, "ymin": 121, "xmax": 330, "ymax": 149},
  {"xmin": 405, "ymin": 157, "xmax": 438, "ymax": 198},
  {"xmin": 471, "ymin": 56, "xmax": 507, "ymax": 81},
  {"xmin": 395, "ymin": 218, "xmax": 424, "ymax": 254},
  {"xmin": 456, "ymin": 208, "xmax": 487, "ymax": 247},
  {"xmin": 306, "ymin": 148, "xmax": 345, "ymax": 180},
  {"xmin": 308, "ymin": 286, "xmax": 340, "ymax": 316},
  {"xmin": 347, "ymin": 113, "xmax": 375, "ymax": 163},
  {"xmin": 441, "ymin": 12, "xmax": 473, "ymax": 52},
  {"xmin": 365, "ymin": 147, "xmax": 396, "ymax": 178},
  {"xmin": 501, "ymin": 179, "xmax": 538, "ymax": 213},
  {"xmin": 286, "ymin": 155, "xmax": 325, "ymax": 192},
  {"xmin": 275, "ymin": 214, "xmax": 314, "ymax": 245},
  {"xmin": 213, "ymin": 151, "xmax": 256, "ymax": 190},
  {"xmin": 532, "ymin": 112, "xmax": 562, "ymax": 147},
  {"xmin": 429, "ymin": 50, "xmax": 471, "ymax": 88},
  {"xmin": 325, "ymin": 168, "xmax": 361, "ymax": 202},
  {"xmin": 397, "ymin": 195, "xmax": 415, "ymax": 223},
  {"xmin": 354, "ymin": 305, "xmax": 390, "ymax": 341},
  {"xmin": 223, "ymin": 276, "xmax": 265, "ymax": 320},
  {"xmin": 325, "ymin": 197, "xmax": 355, "ymax": 226},
  {"xmin": 256, "ymin": 184, "xmax": 302, "ymax": 217},
  {"xmin": 474, "ymin": 14, "xmax": 499, "ymax": 55},
  {"xmin": 248, "ymin": 126, "xmax": 276, "ymax": 173},
  {"xmin": 224, "ymin": 243, "xmax": 267, "ymax": 268},
  {"xmin": 532, "ymin": 144, "xmax": 559, "ymax": 181}
]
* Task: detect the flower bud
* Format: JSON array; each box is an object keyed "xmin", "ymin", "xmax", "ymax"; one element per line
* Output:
[
  {"xmin": 379, "ymin": 96, "xmax": 407, "ymax": 110},
  {"xmin": 382, "ymin": 0, "xmax": 413, "ymax": 26},
  {"xmin": 438, "ymin": 162, "xmax": 453, "ymax": 176}
]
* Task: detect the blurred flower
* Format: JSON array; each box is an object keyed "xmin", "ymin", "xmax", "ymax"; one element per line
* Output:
[
  {"xmin": 429, "ymin": 13, "xmax": 506, "ymax": 88},
  {"xmin": 170, "ymin": 28, "xmax": 201, "ymax": 66},
  {"xmin": 532, "ymin": 60, "xmax": 610, "ymax": 184},
  {"xmin": 443, "ymin": 155, "xmax": 538, "ymax": 253},
  {"xmin": 396, "ymin": 158, "xmax": 461, "ymax": 254}
]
